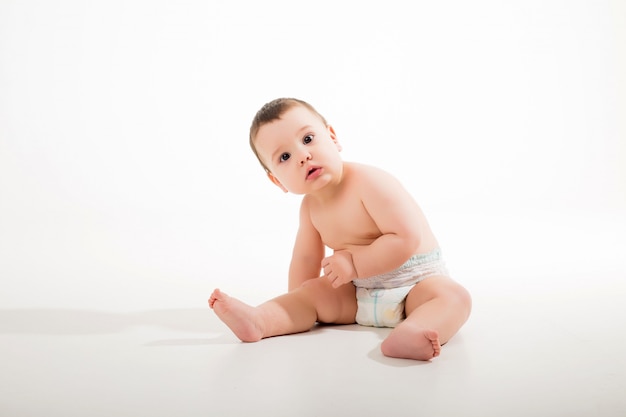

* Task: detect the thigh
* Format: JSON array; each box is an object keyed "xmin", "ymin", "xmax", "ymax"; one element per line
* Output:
[
  {"xmin": 301, "ymin": 277, "xmax": 357, "ymax": 324},
  {"xmin": 404, "ymin": 275, "xmax": 470, "ymax": 316}
]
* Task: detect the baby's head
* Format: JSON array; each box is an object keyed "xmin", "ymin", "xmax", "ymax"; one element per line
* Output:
[{"xmin": 249, "ymin": 98, "xmax": 328, "ymax": 173}]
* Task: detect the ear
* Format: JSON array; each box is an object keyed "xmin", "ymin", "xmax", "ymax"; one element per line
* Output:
[
  {"xmin": 328, "ymin": 125, "xmax": 342, "ymax": 152},
  {"xmin": 267, "ymin": 172, "xmax": 288, "ymax": 193}
]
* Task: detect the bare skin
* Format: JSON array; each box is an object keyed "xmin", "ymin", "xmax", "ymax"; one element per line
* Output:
[
  {"xmin": 210, "ymin": 276, "xmax": 357, "ymax": 341},
  {"xmin": 381, "ymin": 276, "xmax": 471, "ymax": 360},
  {"xmin": 209, "ymin": 102, "xmax": 472, "ymax": 360},
  {"xmin": 209, "ymin": 289, "xmax": 264, "ymax": 342}
]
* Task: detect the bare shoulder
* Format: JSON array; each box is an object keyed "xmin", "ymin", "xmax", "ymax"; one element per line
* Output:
[
  {"xmin": 345, "ymin": 161, "xmax": 390, "ymax": 176},
  {"xmin": 344, "ymin": 162, "xmax": 407, "ymax": 192}
]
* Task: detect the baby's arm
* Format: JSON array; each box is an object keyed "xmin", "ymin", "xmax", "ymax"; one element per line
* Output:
[
  {"xmin": 347, "ymin": 168, "xmax": 422, "ymax": 280},
  {"xmin": 288, "ymin": 198, "xmax": 325, "ymax": 291}
]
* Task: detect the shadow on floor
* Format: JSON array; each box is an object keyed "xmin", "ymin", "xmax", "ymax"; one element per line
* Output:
[
  {"xmin": 0, "ymin": 309, "xmax": 372, "ymax": 339},
  {"xmin": 0, "ymin": 308, "xmax": 218, "ymax": 335}
]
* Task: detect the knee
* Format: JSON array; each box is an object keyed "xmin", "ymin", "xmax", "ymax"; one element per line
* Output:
[
  {"xmin": 424, "ymin": 280, "xmax": 472, "ymax": 319},
  {"xmin": 450, "ymin": 284, "xmax": 472, "ymax": 319},
  {"xmin": 300, "ymin": 276, "xmax": 353, "ymax": 300},
  {"xmin": 297, "ymin": 277, "xmax": 336, "ymax": 304},
  {"xmin": 299, "ymin": 277, "xmax": 356, "ymax": 324},
  {"xmin": 300, "ymin": 276, "xmax": 328, "ymax": 292}
]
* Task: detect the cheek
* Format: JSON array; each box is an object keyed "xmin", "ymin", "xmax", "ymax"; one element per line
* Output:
[
  {"xmin": 323, "ymin": 147, "xmax": 341, "ymax": 162},
  {"xmin": 271, "ymin": 166, "xmax": 291, "ymax": 182}
]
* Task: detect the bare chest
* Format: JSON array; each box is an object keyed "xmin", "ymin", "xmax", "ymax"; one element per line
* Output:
[{"xmin": 309, "ymin": 196, "xmax": 381, "ymax": 249}]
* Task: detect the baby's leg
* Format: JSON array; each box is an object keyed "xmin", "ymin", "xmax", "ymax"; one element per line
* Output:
[
  {"xmin": 209, "ymin": 277, "xmax": 356, "ymax": 342},
  {"xmin": 209, "ymin": 289, "xmax": 267, "ymax": 342},
  {"xmin": 381, "ymin": 277, "xmax": 471, "ymax": 360}
]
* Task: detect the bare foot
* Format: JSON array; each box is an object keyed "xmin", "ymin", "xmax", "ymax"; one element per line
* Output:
[
  {"xmin": 380, "ymin": 324, "xmax": 441, "ymax": 361},
  {"xmin": 208, "ymin": 289, "xmax": 264, "ymax": 342}
]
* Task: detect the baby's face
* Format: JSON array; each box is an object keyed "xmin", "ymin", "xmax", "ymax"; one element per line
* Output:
[{"xmin": 254, "ymin": 105, "xmax": 343, "ymax": 195}]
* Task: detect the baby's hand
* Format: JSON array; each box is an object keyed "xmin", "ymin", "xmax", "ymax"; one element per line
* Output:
[{"xmin": 322, "ymin": 250, "xmax": 357, "ymax": 288}]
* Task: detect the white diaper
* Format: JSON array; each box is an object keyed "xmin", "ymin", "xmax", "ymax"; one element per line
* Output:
[
  {"xmin": 353, "ymin": 249, "xmax": 448, "ymax": 328},
  {"xmin": 355, "ymin": 286, "xmax": 413, "ymax": 328}
]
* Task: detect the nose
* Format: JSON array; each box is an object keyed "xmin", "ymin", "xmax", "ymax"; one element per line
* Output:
[{"xmin": 299, "ymin": 151, "xmax": 312, "ymax": 166}]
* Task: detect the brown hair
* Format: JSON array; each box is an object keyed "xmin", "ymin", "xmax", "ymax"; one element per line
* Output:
[{"xmin": 249, "ymin": 98, "xmax": 328, "ymax": 172}]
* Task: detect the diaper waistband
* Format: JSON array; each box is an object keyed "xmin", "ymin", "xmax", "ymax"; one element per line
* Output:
[
  {"xmin": 353, "ymin": 248, "xmax": 447, "ymax": 289},
  {"xmin": 398, "ymin": 249, "xmax": 442, "ymax": 270}
]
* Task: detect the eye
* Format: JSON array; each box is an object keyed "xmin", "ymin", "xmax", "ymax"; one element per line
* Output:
[
  {"xmin": 280, "ymin": 153, "xmax": 290, "ymax": 162},
  {"xmin": 303, "ymin": 134, "xmax": 313, "ymax": 144}
]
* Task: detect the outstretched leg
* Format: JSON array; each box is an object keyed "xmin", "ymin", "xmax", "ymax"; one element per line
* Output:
[
  {"xmin": 209, "ymin": 277, "xmax": 356, "ymax": 342},
  {"xmin": 209, "ymin": 289, "xmax": 267, "ymax": 342},
  {"xmin": 381, "ymin": 276, "xmax": 471, "ymax": 360}
]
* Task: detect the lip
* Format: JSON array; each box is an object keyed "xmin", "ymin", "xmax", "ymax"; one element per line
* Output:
[{"xmin": 305, "ymin": 166, "xmax": 323, "ymax": 180}]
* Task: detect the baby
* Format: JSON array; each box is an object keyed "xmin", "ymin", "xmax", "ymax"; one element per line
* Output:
[{"xmin": 209, "ymin": 98, "xmax": 471, "ymax": 360}]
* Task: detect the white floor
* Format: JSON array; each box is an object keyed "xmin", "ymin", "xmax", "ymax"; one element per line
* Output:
[{"xmin": 1, "ymin": 210, "xmax": 625, "ymax": 417}]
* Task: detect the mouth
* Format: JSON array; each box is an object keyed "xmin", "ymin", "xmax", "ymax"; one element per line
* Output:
[{"xmin": 306, "ymin": 166, "xmax": 322, "ymax": 180}]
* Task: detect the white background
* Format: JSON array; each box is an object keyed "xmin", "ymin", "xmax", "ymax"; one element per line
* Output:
[{"xmin": 1, "ymin": 0, "xmax": 625, "ymax": 311}]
